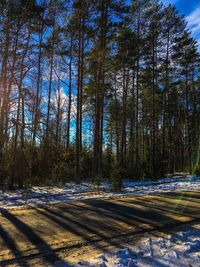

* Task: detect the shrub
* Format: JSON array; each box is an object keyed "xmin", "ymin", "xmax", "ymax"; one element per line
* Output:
[
  {"xmin": 111, "ymin": 164, "xmax": 123, "ymax": 192},
  {"xmin": 194, "ymin": 164, "xmax": 200, "ymax": 176}
]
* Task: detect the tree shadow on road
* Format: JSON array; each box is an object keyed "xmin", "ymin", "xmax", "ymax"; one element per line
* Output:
[
  {"xmin": 36, "ymin": 205, "xmax": 122, "ymax": 251},
  {"xmin": 1, "ymin": 193, "xmax": 200, "ymax": 266},
  {"xmin": 0, "ymin": 224, "xmax": 29, "ymax": 267},
  {"xmin": 0, "ymin": 209, "xmax": 70, "ymax": 266}
]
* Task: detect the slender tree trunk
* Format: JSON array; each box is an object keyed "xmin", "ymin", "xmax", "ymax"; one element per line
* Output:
[
  {"xmin": 32, "ymin": 20, "xmax": 44, "ymax": 145},
  {"xmin": 135, "ymin": 2, "xmax": 140, "ymax": 176},
  {"xmin": 79, "ymin": 16, "xmax": 85, "ymax": 152},
  {"xmin": 56, "ymin": 79, "xmax": 61, "ymax": 148},
  {"xmin": 130, "ymin": 67, "xmax": 135, "ymax": 168},
  {"xmin": 4, "ymin": 21, "xmax": 20, "ymax": 144},
  {"xmin": 45, "ymin": 25, "xmax": 55, "ymax": 146},
  {"xmin": 0, "ymin": 19, "xmax": 10, "ymax": 160},
  {"xmin": 114, "ymin": 73, "xmax": 120, "ymax": 163},
  {"xmin": 162, "ymin": 28, "xmax": 170, "ymax": 173},
  {"xmin": 121, "ymin": 67, "xmax": 128, "ymax": 167},
  {"xmin": 185, "ymin": 69, "xmax": 192, "ymax": 173},
  {"xmin": 66, "ymin": 35, "xmax": 73, "ymax": 149},
  {"xmin": 93, "ymin": 0, "xmax": 107, "ymax": 178},
  {"xmin": 152, "ymin": 24, "xmax": 156, "ymax": 178},
  {"xmin": 75, "ymin": 16, "xmax": 81, "ymax": 183}
]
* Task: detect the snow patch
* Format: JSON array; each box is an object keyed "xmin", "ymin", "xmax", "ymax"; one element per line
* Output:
[
  {"xmin": 76, "ymin": 222, "xmax": 200, "ymax": 266},
  {"xmin": 0, "ymin": 176, "xmax": 200, "ymax": 209}
]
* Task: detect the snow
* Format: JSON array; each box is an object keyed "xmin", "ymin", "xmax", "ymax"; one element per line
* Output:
[
  {"xmin": 0, "ymin": 176, "xmax": 200, "ymax": 209},
  {"xmin": 76, "ymin": 222, "xmax": 200, "ymax": 267}
]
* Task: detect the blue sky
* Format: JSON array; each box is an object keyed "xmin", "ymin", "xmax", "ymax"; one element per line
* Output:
[{"xmin": 162, "ymin": 0, "xmax": 200, "ymax": 48}]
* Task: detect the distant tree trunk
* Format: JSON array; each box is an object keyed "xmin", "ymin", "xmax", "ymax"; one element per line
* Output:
[
  {"xmin": 32, "ymin": 20, "xmax": 44, "ymax": 146},
  {"xmin": 185, "ymin": 69, "xmax": 192, "ymax": 173},
  {"xmin": 4, "ymin": 21, "xmax": 20, "ymax": 144},
  {"xmin": 12, "ymin": 24, "xmax": 31, "ymax": 188},
  {"xmin": 79, "ymin": 16, "xmax": 85, "ymax": 152},
  {"xmin": 99, "ymin": 87, "xmax": 104, "ymax": 176},
  {"xmin": 151, "ymin": 23, "xmax": 156, "ymax": 178},
  {"xmin": 129, "ymin": 67, "xmax": 135, "ymax": 168},
  {"xmin": 75, "ymin": 16, "xmax": 81, "ymax": 183},
  {"xmin": 93, "ymin": 0, "xmax": 107, "ymax": 178},
  {"xmin": 191, "ymin": 64, "xmax": 198, "ymax": 168},
  {"xmin": 121, "ymin": 67, "xmax": 128, "ymax": 167},
  {"xmin": 45, "ymin": 26, "xmax": 55, "ymax": 146},
  {"xmin": 196, "ymin": 134, "xmax": 200, "ymax": 166},
  {"xmin": 14, "ymin": 32, "xmax": 30, "ymax": 152},
  {"xmin": 135, "ymin": 2, "xmax": 140, "ymax": 176},
  {"xmin": 56, "ymin": 79, "xmax": 61, "ymax": 148},
  {"xmin": 162, "ymin": 28, "xmax": 170, "ymax": 173},
  {"xmin": 0, "ymin": 19, "xmax": 10, "ymax": 160},
  {"xmin": 66, "ymin": 35, "xmax": 73, "ymax": 149},
  {"xmin": 114, "ymin": 73, "xmax": 120, "ymax": 163}
]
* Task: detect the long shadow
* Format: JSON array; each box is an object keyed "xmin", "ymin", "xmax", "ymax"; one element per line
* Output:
[
  {"xmin": 1, "ymin": 209, "xmax": 67, "ymax": 265},
  {"xmin": 118, "ymin": 197, "xmax": 198, "ymax": 220},
  {"xmin": 60, "ymin": 198, "xmax": 193, "ymax": 238},
  {"xmin": 36, "ymin": 206, "xmax": 123, "ymax": 251},
  {"xmin": 62, "ymin": 200, "xmax": 164, "ymax": 229},
  {"xmin": 157, "ymin": 191, "xmax": 200, "ymax": 202},
  {"xmin": 142, "ymin": 192, "xmax": 200, "ymax": 207},
  {"xmin": 141, "ymin": 193, "xmax": 200, "ymax": 208},
  {"xmin": 161, "ymin": 193, "xmax": 200, "ymax": 204},
  {"xmin": 145, "ymin": 194, "xmax": 200, "ymax": 211},
  {"xmin": 46, "ymin": 205, "xmax": 124, "ymax": 235},
  {"xmin": 0, "ymin": 224, "xmax": 29, "ymax": 267},
  {"xmin": 60, "ymin": 201, "xmax": 146, "ymax": 232},
  {"xmin": 36, "ymin": 203, "xmax": 181, "ymax": 255},
  {"xmin": 68, "ymin": 202, "xmax": 145, "ymax": 231},
  {"xmin": 85, "ymin": 199, "xmax": 176, "ymax": 228}
]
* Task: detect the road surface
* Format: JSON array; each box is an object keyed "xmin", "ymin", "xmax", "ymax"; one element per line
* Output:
[{"xmin": 1, "ymin": 191, "xmax": 200, "ymax": 266}]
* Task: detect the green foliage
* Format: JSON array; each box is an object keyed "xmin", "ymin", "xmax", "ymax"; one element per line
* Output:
[
  {"xmin": 0, "ymin": 144, "xmax": 96, "ymax": 188},
  {"xmin": 80, "ymin": 149, "xmax": 93, "ymax": 179},
  {"xmin": 93, "ymin": 176, "xmax": 103, "ymax": 193},
  {"xmin": 194, "ymin": 164, "xmax": 200, "ymax": 176},
  {"xmin": 111, "ymin": 164, "xmax": 123, "ymax": 192}
]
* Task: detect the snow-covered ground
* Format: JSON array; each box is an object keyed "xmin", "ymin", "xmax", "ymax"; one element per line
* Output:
[
  {"xmin": 76, "ymin": 222, "xmax": 200, "ymax": 267},
  {"xmin": 0, "ymin": 176, "xmax": 200, "ymax": 209}
]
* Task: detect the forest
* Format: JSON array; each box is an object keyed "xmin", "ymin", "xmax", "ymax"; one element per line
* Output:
[{"xmin": 0, "ymin": 0, "xmax": 199, "ymax": 190}]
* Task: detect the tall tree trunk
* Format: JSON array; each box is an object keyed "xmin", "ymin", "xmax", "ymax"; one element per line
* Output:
[
  {"xmin": 185, "ymin": 69, "xmax": 192, "ymax": 173},
  {"xmin": 75, "ymin": 16, "xmax": 81, "ymax": 183},
  {"xmin": 114, "ymin": 73, "xmax": 120, "ymax": 163},
  {"xmin": 4, "ymin": 21, "xmax": 20, "ymax": 145},
  {"xmin": 32, "ymin": 20, "xmax": 44, "ymax": 145},
  {"xmin": 162, "ymin": 28, "xmax": 170, "ymax": 173},
  {"xmin": 56, "ymin": 79, "xmax": 61, "ymax": 148},
  {"xmin": 66, "ymin": 35, "xmax": 73, "ymax": 149},
  {"xmin": 45, "ymin": 25, "xmax": 55, "ymax": 146},
  {"xmin": 135, "ymin": 2, "xmax": 140, "ymax": 176},
  {"xmin": 93, "ymin": 0, "xmax": 107, "ymax": 178},
  {"xmin": 130, "ymin": 67, "xmax": 135, "ymax": 168},
  {"xmin": 152, "ymin": 24, "xmax": 156, "ymax": 178},
  {"xmin": 79, "ymin": 16, "xmax": 85, "ymax": 152},
  {"xmin": 121, "ymin": 67, "xmax": 128, "ymax": 167},
  {"xmin": 0, "ymin": 19, "xmax": 10, "ymax": 161}
]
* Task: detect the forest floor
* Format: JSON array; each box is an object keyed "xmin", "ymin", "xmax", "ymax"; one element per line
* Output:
[{"xmin": 1, "ymin": 190, "xmax": 200, "ymax": 266}]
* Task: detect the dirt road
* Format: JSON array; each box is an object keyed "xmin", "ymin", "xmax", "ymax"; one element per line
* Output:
[{"xmin": 1, "ymin": 191, "xmax": 200, "ymax": 266}]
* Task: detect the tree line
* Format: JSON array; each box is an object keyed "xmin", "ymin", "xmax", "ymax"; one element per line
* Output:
[{"xmin": 0, "ymin": 0, "xmax": 199, "ymax": 189}]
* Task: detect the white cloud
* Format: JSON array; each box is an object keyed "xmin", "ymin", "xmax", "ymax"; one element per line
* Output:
[
  {"xmin": 186, "ymin": 6, "xmax": 200, "ymax": 50},
  {"xmin": 186, "ymin": 6, "xmax": 200, "ymax": 33}
]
